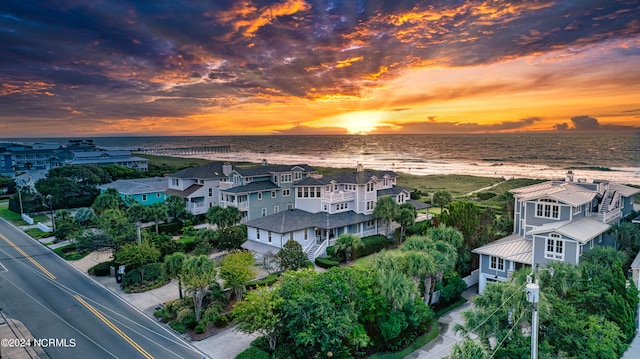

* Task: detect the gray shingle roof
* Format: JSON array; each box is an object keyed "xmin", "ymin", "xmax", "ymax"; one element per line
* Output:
[
  {"xmin": 170, "ymin": 162, "xmax": 229, "ymax": 179},
  {"xmin": 244, "ymin": 209, "xmax": 374, "ymax": 233},
  {"xmin": 377, "ymin": 186, "xmax": 412, "ymax": 197},
  {"xmin": 98, "ymin": 177, "xmax": 168, "ymax": 195},
  {"xmin": 221, "ymin": 181, "xmax": 279, "ymax": 194}
]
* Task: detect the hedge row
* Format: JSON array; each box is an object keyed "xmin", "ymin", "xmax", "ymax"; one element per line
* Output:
[
  {"xmin": 88, "ymin": 261, "xmax": 118, "ymax": 276},
  {"xmin": 246, "ymin": 272, "xmax": 282, "ymax": 290},
  {"xmin": 352, "ymin": 234, "xmax": 392, "ymax": 258},
  {"xmin": 315, "ymin": 257, "xmax": 339, "ymax": 269},
  {"xmin": 236, "ymin": 346, "xmax": 270, "ymax": 359}
]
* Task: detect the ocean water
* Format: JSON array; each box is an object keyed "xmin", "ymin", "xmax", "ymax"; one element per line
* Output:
[{"xmin": 4, "ymin": 132, "xmax": 640, "ymax": 185}]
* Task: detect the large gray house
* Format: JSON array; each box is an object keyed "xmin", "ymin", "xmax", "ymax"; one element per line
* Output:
[
  {"xmin": 474, "ymin": 172, "xmax": 639, "ymax": 293},
  {"xmin": 242, "ymin": 165, "xmax": 414, "ymax": 260}
]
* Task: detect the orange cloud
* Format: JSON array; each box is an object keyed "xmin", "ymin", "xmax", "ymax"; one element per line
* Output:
[
  {"xmin": 220, "ymin": 0, "xmax": 311, "ymax": 38},
  {"xmin": 0, "ymin": 81, "xmax": 55, "ymax": 96}
]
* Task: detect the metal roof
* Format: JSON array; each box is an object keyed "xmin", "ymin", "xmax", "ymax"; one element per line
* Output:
[
  {"xmin": 295, "ymin": 170, "xmax": 397, "ymax": 186},
  {"xmin": 241, "ymin": 240, "xmax": 282, "ymax": 255},
  {"xmin": 528, "ymin": 216, "xmax": 610, "ymax": 243},
  {"xmin": 472, "ymin": 234, "xmax": 532, "ymax": 264},
  {"xmin": 235, "ymin": 164, "xmax": 315, "ymax": 177},
  {"xmin": 512, "ymin": 181, "xmax": 596, "ymax": 206}
]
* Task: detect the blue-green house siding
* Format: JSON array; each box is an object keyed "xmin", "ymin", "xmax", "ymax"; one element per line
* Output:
[{"xmin": 122, "ymin": 192, "xmax": 167, "ymax": 206}]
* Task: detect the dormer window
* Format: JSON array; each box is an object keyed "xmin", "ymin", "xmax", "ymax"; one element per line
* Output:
[{"xmin": 536, "ymin": 199, "xmax": 559, "ymax": 219}]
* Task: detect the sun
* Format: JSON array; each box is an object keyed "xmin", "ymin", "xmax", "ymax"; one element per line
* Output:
[{"xmin": 330, "ymin": 111, "xmax": 386, "ymax": 134}]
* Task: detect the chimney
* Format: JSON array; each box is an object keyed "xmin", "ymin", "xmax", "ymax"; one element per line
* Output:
[
  {"xmin": 261, "ymin": 159, "xmax": 268, "ymax": 166},
  {"xmin": 565, "ymin": 170, "xmax": 574, "ymax": 182},
  {"xmin": 356, "ymin": 163, "xmax": 364, "ymax": 172},
  {"xmin": 223, "ymin": 162, "xmax": 232, "ymax": 176}
]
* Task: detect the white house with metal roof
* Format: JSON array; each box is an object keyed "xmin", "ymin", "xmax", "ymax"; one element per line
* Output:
[{"xmin": 474, "ymin": 171, "xmax": 639, "ymax": 293}]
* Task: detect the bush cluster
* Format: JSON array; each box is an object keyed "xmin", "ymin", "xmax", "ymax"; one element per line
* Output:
[
  {"xmin": 158, "ymin": 221, "xmax": 183, "ymax": 235},
  {"xmin": 88, "ymin": 260, "xmax": 118, "ymax": 276},
  {"xmin": 314, "ymin": 257, "xmax": 339, "ymax": 268},
  {"xmin": 352, "ymin": 234, "xmax": 392, "ymax": 258}
]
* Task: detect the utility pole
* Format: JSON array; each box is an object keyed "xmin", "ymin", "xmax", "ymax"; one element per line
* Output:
[{"xmin": 525, "ymin": 265, "xmax": 554, "ymax": 359}]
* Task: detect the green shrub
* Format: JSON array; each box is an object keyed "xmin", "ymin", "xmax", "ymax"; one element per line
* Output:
[
  {"xmin": 122, "ymin": 262, "xmax": 164, "ymax": 287},
  {"xmin": 88, "ymin": 261, "xmax": 117, "ymax": 276},
  {"xmin": 236, "ymin": 346, "xmax": 271, "ymax": 359},
  {"xmin": 168, "ymin": 320, "xmax": 186, "ymax": 334},
  {"xmin": 158, "ymin": 221, "xmax": 183, "ymax": 235},
  {"xmin": 476, "ymin": 192, "xmax": 497, "ymax": 200},
  {"xmin": 304, "ymin": 260, "xmax": 314, "ymax": 268},
  {"xmin": 154, "ymin": 307, "xmax": 174, "ymax": 323},
  {"xmin": 352, "ymin": 235, "xmax": 391, "ymax": 258},
  {"xmin": 437, "ymin": 273, "xmax": 468, "ymax": 305},
  {"xmin": 315, "ymin": 257, "xmax": 339, "ymax": 269},
  {"xmin": 213, "ymin": 315, "xmax": 229, "ymax": 328},
  {"xmin": 246, "ymin": 273, "xmax": 281, "ymax": 290},
  {"xmin": 194, "ymin": 323, "xmax": 207, "ymax": 334},
  {"xmin": 326, "ymin": 245, "xmax": 337, "ymax": 260}
]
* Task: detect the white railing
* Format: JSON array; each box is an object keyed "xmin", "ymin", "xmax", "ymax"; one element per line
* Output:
[
  {"xmin": 599, "ymin": 207, "xmax": 622, "ymax": 223},
  {"xmin": 219, "ymin": 182, "xmax": 234, "ymax": 190},
  {"xmin": 303, "ymin": 240, "xmax": 315, "ymax": 254},
  {"xmin": 322, "ymin": 191, "xmax": 355, "ymax": 202},
  {"xmin": 313, "ymin": 239, "xmax": 328, "ymax": 260}
]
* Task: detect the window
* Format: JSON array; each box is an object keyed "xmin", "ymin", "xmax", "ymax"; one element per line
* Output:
[
  {"xmin": 366, "ymin": 201, "xmax": 374, "ymax": 210},
  {"xmin": 142, "ymin": 194, "xmax": 147, "ymax": 201},
  {"xmin": 294, "ymin": 172, "xmax": 302, "ymax": 180},
  {"xmin": 536, "ymin": 199, "xmax": 559, "ymax": 219},
  {"xmin": 323, "ymin": 204, "xmax": 328, "ymax": 211},
  {"xmin": 262, "ymin": 208, "xmax": 267, "ymax": 217},
  {"xmin": 274, "ymin": 206, "xmax": 279, "ymax": 213},
  {"xmin": 258, "ymin": 192, "xmax": 263, "ymax": 200},
  {"xmin": 573, "ymin": 205, "xmax": 581, "ymax": 215},
  {"xmin": 287, "ymin": 203, "xmax": 293, "ymax": 210},
  {"xmin": 271, "ymin": 190, "xmax": 276, "ymax": 198},
  {"xmin": 316, "ymin": 188, "xmax": 321, "ymax": 197},
  {"xmin": 545, "ymin": 234, "xmax": 564, "ymax": 260},
  {"xmin": 289, "ymin": 232, "xmax": 294, "ymax": 241},
  {"xmin": 208, "ymin": 188, "xmax": 213, "ymax": 197},
  {"xmin": 281, "ymin": 174, "xmax": 292, "ymax": 183},
  {"xmin": 489, "ymin": 256, "xmax": 504, "ymax": 271},
  {"xmin": 172, "ymin": 178, "xmax": 179, "ymax": 186},
  {"xmin": 282, "ymin": 189, "xmax": 290, "ymax": 196},
  {"xmin": 257, "ymin": 230, "xmax": 260, "ymax": 240},
  {"xmin": 366, "ymin": 182, "xmax": 374, "ymax": 192},
  {"xmin": 156, "ymin": 193, "xmax": 161, "ymax": 198},
  {"xmin": 268, "ymin": 231, "xmax": 272, "ymax": 243},
  {"xmin": 304, "ymin": 228, "xmax": 308, "ymax": 241},
  {"xmin": 297, "ymin": 187, "xmax": 303, "ymax": 197}
]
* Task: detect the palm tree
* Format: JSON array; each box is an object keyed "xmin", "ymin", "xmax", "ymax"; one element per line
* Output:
[
  {"xmin": 432, "ymin": 190, "xmax": 452, "ymax": 212},
  {"xmin": 449, "ymin": 338, "xmax": 490, "ymax": 359},
  {"xmin": 182, "ymin": 255, "xmax": 217, "ymax": 322},
  {"xmin": 164, "ymin": 252, "xmax": 186, "ymax": 300},
  {"xmin": 374, "ymin": 196, "xmax": 397, "ymax": 236},
  {"xmin": 376, "ymin": 269, "xmax": 417, "ymax": 310},
  {"xmin": 147, "ymin": 203, "xmax": 168, "ymax": 233},
  {"xmin": 403, "ymin": 251, "xmax": 437, "ymax": 304},
  {"xmin": 333, "ymin": 233, "xmax": 364, "ymax": 261},
  {"xmin": 394, "ymin": 206, "xmax": 416, "ymax": 242}
]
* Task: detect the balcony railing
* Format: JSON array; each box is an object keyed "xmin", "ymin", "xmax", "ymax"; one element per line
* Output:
[
  {"xmin": 598, "ymin": 207, "xmax": 622, "ymax": 223},
  {"xmin": 322, "ymin": 191, "xmax": 355, "ymax": 202},
  {"xmin": 219, "ymin": 182, "xmax": 234, "ymax": 190}
]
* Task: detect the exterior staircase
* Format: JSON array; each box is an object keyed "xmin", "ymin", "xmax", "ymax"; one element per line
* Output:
[{"xmin": 306, "ymin": 244, "xmax": 320, "ymax": 261}]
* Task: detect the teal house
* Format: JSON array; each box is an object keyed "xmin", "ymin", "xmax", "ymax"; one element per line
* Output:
[{"xmin": 98, "ymin": 177, "xmax": 168, "ymax": 206}]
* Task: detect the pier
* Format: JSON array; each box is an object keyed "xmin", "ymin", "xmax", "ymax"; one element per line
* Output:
[{"xmin": 104, "ymin": 145, "xmax": 231, "ymax": 156}]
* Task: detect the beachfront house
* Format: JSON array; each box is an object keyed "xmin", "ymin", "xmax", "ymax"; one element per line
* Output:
[
  {"xmin": 473, "ymin": 171, "xmax": 640, "ymax": 294},
  {"xmin": 242, "ymin": 164, "xmax": 415, "ymax": 260},
  {"xmin": 218, "ymin": 159, "xmax": 317, "ymax": 222},
  {"xmin": 98, "ymin": 177, "xmax": 168, "ymax": 205},
  {"xmin": 165, "ymin": 162, "xmax": 233, "ymax": 215}
]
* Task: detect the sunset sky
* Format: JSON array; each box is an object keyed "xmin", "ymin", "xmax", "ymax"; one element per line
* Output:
[{"xmin": 1, "ymin": 0, "xmax": 639, "ymax": 137}]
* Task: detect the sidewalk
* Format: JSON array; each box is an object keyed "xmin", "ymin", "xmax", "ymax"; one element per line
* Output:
[{"xmin": 407, "ymin": 285, "xmax": 478, "ymax": 359}]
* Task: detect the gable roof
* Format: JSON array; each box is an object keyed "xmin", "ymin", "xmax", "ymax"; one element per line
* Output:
[
  {"xmin": 528, "ymin": 216, "xmax": 610, "ymax": 243},
  {"xmin": 609, "ymin": 183, "xmax": 640, "ymax": 197},
  {"xmin": 169, "ymin": 162, "xmax": 229, "ymax": 179},
  {"xmin": 98, "ymin": 177, "xmax": 168, "ymax": 195},
  {"xmin": 511, "ymin": 181, "xmax": 596, "ymax": 206},
  {"xmin": 244, "ymin": 209, "xmax": 374, "ymax": 233},
  {"xmin": 377, "ymin": 186, "xmax": 412, "ymax": 197},
  {"xmin": 472, "ymin": 233, "xmax": 532, "ymax": 264}
]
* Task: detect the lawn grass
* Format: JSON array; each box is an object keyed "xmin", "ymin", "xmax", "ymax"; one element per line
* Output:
[
  {"xmin": 397, "ymin": 174, "xmax": 502, "ymax": 197},
  {"xmin": 0, "ymin": 206, "xmax": 26, "ymax": 225},
  {"xmin": 24, "ymin": 228, "xmax": 53, "ymax": 239}
]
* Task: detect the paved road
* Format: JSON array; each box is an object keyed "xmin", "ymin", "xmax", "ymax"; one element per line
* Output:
[{"xmin": 0, "ymin": 218, "xmax": 204, "ymax": 359}]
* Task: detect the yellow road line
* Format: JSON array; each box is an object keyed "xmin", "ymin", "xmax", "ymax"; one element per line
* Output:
[
  {"xmin": 0, "ymin": 233, "xmax": 56, "ymax": 280},
  {"xmin": 75, "ymin": 295, "xmax": 154, "ymax": 359}
]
